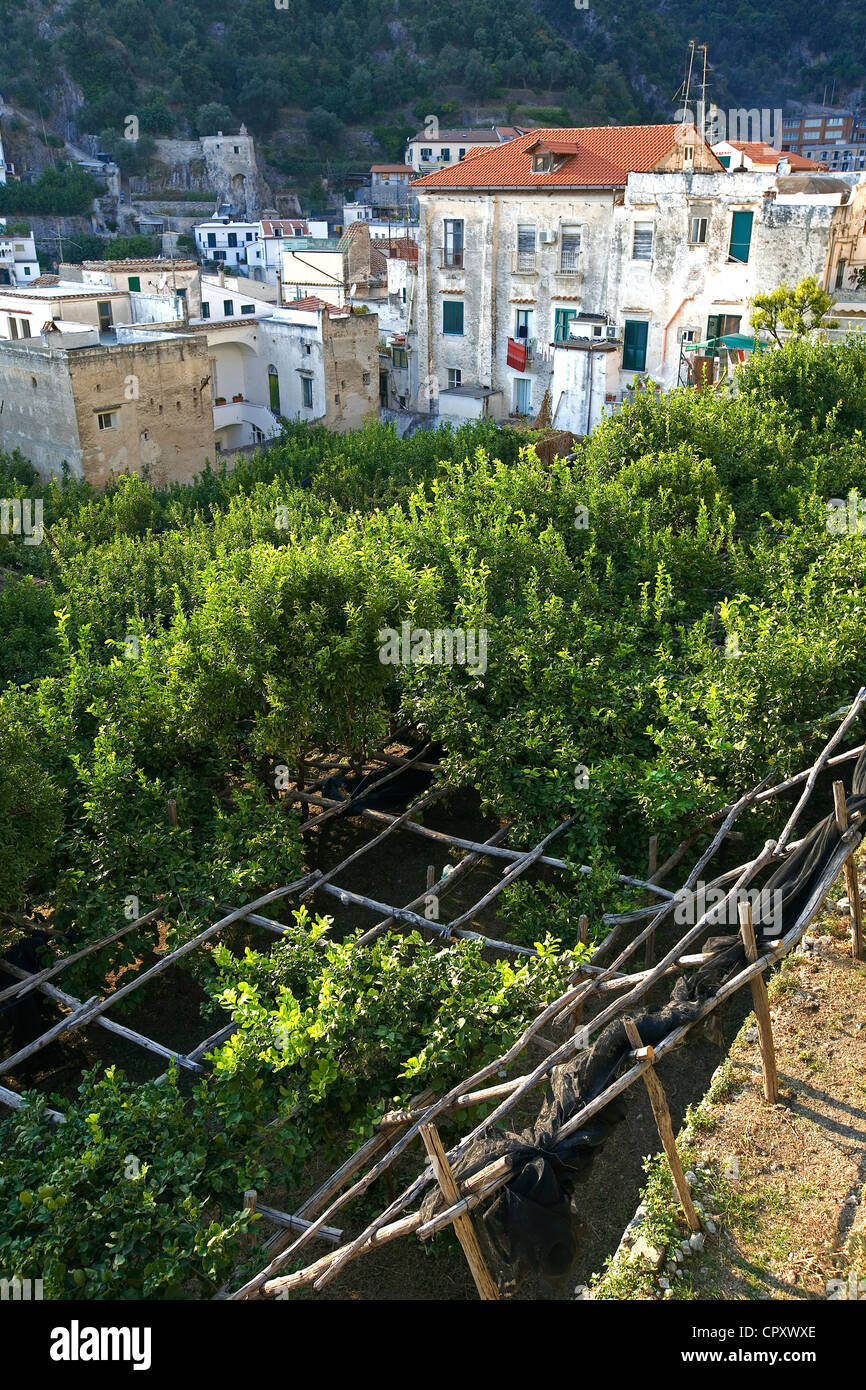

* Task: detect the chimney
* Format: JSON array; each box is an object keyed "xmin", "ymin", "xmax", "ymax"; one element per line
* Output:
[{"xmin": 219, "ymin": 262, "xmax": 225, "ymax": 288}]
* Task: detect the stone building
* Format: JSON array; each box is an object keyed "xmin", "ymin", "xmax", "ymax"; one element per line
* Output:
[{"xmin": 0, "ymin": 324, "xmax": 213, "ymax": 486}]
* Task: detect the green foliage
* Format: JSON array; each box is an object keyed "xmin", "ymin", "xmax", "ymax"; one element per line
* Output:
[
  {"xmin": 0, "ymin": 164, "xmax": 96, "ymax": 217},
  {"xmin": 0, "ymin": 1067, "xmax": 256, "ymax": 1299},
  {"xmin": 749, "ymin": 276, "xmax": 838, "ymax": 344},
  {"xmin": 0, "ymin": 703, "xmax": 63, "ymax": 947}
]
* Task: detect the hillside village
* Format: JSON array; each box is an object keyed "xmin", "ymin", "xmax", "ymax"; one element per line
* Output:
[{"xmin": 1, "ymin": 98, "xmax": 866, "ymax": 484}]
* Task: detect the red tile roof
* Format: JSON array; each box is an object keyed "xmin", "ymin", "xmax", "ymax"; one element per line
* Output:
[
  {"xmin": 372, "ymin": 236, "xmax": 419, "ymax": 262},
  {"xmin": 284, "ymin": 295, "xmax": 344, "ymax": 315},
  {"xmin": 261, "ymin": 219, "xmax": 309, "ymax": 237},
  {"xmin": 371, "ymin": 164, "xmax": 413, "ymax": 174},
  {"xmin": 412, "ymin": 124, "xmax": 710, "ymax": 189},
  {"xmin": 727, "ymin": 142, "xmax": 822, "ymax": 170}
]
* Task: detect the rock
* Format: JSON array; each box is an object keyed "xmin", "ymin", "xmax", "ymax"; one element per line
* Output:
[
  {"xmin": 685, "ymin": 1170, "xmax": 697, "ymax": 1186},
  {"xmin": 631, "ymin": 1236, "xmax": 664, "ymax": 1270},
  {"xmin": 675, "ymin": 1250, "xmax": 685, "ymax": 1263},
  {"xmin": 836, "ymin": 897, "xmax": 851, "ymax": 915},
  {"xmin": 681, "ymin": 1240, "xmax": 692, "ymax": 1256},
  {"xmin": 705, "ymin": 1219, "xmax": 717, "ymax": 1235},
  {"xmin": 658, "ymin": 1277, "xmax": 670, "ymax": 1290},
  {"xmin": 689, "ymin": 1232, "xmax": 706, "ymax": 1252},
  {"xmin": 663, "ymin": 1287, "xmax": 674, "ymax": 1299},
  {"xmin": 745, "ymin": 1026, "xmax": 758, "ymax": 1043}
]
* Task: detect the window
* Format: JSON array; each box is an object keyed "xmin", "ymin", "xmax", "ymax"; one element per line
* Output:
[
  {"xmin": 553, "ymin": 307, "xmax": 576, "ymax": 343},
  {"xmin": 632, "ymin": 222, "xmax": 653, "ymax": 260},
  {"xmin": 241, "ymin": 304, "xmax": 255, "ymax": 314},
  {"xmin": 234, "ymin": 144, "xmax": 240, "ymax": 153},
  {"xmin": 362, "ymin": 371, "xmax": 370, "ymax": 385},
  {"xmin": 513, "ymin": 378, "xmax": 531, "ymax": 414},
  {"xmin": 97, "ymin": 411, "xmax": 117, "ymax": 430},
  {"xmin": 515, "ymin": 308, "xmax": 532, "ymax": 339},
  {"xmin": 18, "ymin": 318, "xmax": 30, "ymax": 337},
  {"xmin": 213, "ymin": 250, "xmax": 226, "ymax": 261},
  {"xmin": 379, "ymin": 370, "xmax": 389, "ymax": 407},
  {"xmin": 442, "ymin": 300, "xmax": 464, "ymax": 335},
  {"xmin": 227, "ymin": 232, "xmax": 237, "ymax": 248},
  {"xmin": 458, "ymin": 148, "xmax": 466, "ymax": 159},
  {"xmin": 201, "ymin": 303, "xmax": 211, "ymax": 319},
  {"xmin": 223, "ymin": 299, "xmax": 233, "ymax": 316},
  {"xmin": 717, "ymin": 154, "xmax": 732, "ymax": 169},
  {"xmin": 8, "ymin": 316, "xmax": 18, "ymax": 339},
  {"xmin": 682, "ymin": 144, "xmax": 694, "ymax": 165},
  {"xmin": 836, "ymin": 259, "xmax": 847, "ymax": 289},
  {"xmin": 268, "ymin": 365, "xmax": 281, "ymax": 414},
  {"xmin": 420, "ymin": 147, "xmax": 432, "ymax": 160},
  {"xmin": 301, "ymin": 376, "xmax": 313, "ymax": 408},
  {"xmin": 728, "ymin": 210, "xmax": 754, "ymax": 263},
  {"xmin": 441, "ymin": 148, "xmax": 450, "ymax": 161},
  {"xmin": 592, "ymin": 324, "xmax": 603, "ymax": 338},
  {"xmin": 128, "ymin": 276, "xmax": 141, "ymax": 291},
  {"xmin": 532, "ymin": 153, "xmax": 552, "ymax": 173},
  {"xmin": 448, "ymin": 368, "xmax": 462, "ymax": 389},
  {"xmin": 23, "ymin": 266, "xmax": 30, "ymax": 275},
  {"xmin": 622, "ymin": 320, "xmax": 648, "ymax": 371},
  {"xmin": 246, "ymin": 231, "xmax": 254, "ymax": 240},
  {"xmin": 560, "ymin": 226, "xmax": 580, "ymax": 273},
  {"xmin": 443, "ymin": 218, "xmax": 464, "ymax": 267},
  {"xmin": 689, "ymin": 216, "xmax": 708, "ymax": 244},
  {"xmin": 516, "ymin": 224, "xmax": 536, "ymax": 271},
  {"xmin": 392, "ymin": 347, "xmax": 408, "ymax": 368},
  {"xmin": 207, "ymin": 232, "xmax": 217, "ymax": 248},
  {"xmin": 97, "ymin": 301, "xmax": 113, "ymax": 333}
]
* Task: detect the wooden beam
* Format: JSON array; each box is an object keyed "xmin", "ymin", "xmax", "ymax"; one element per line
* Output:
[
  {"xmin": 623, "ymin": 1018, "xmax": 701, "ymax": 1232},
  {"xmin": 738, "ymin": 901, "xmax": 778, "ymax": 1103},
  {"xmin": 419, "ymin": 1123, "xmax": 499, "ymax": 1300},
  {"xmin": 833, "ymin": 780, "xmax": 864, "ymax": 961}
]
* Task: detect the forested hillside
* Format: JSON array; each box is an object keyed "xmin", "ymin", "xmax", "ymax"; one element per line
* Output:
[{"xmin": 1, "ymin": 0, "xmax": 863, "ymax": 163}]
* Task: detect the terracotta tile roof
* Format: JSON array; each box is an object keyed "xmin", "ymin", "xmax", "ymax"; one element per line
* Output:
[
  {"xmin": 371, "ymin": 164, "xmax": 413, "ymax": 174},
  {"xmin": 372, "ymin": 236, "xmax": 419, "ymax": 262},
  {"xmin": 728, "ymin": 142, "xmax": 823, "ymax": 170},
  {"xmin": 284, "ymin": 295, "xmax": 344, "ymax": 315},
  {"xmin": 260, "ymin": 219, "xmax": 309, "ymax": 237},
  {"xmin": 81, "ymin": 259, "xmax": 199, "ymax": 270},
  {"xmin": 412, "ymin": 124, "xmax": 707, "ymax": 189}
]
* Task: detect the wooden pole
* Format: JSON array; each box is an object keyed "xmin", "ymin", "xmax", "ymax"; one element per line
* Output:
[
  {"xmin": 168, "ymin": 799, "xmax": 177, "ymax": 827},
  {"xmin": 570, "ymin": 914, "xmax": 590, "ymax": 1030},
  {"xmin": 419, "ymin": 1122, "xmax": 500, "ymax": 1300},
  {"xmin": 622, "ymin": 1016, "xmax": 701, "ymax": 1232},
  {"xmin": 737, "ymin": 901, "xmax": 778, "ymax": 1103},
  {"xmin": 833, "ymin": 780, "xmax": 864, "ymax": 961},
  {"xmin": 644, "ymin": 835, "xmax": 659, "ymax": 967}
]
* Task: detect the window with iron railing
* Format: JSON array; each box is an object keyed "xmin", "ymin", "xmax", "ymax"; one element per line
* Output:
[{"xmin": 560, "ymin": 227, "xmax": 580, "ymax": 273}]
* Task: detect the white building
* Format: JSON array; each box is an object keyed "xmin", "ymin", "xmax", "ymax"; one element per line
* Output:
[
  {"xmin": 413, "ymin": 123, "xmax": 865, "ymax": 433},
  {"xmin": 0, "ymin": 225, "xmax": 40, "ymax": 286},
  {"xmin": 194, "ymin": 215, "xmax": 262, "ymax": 269},
  {"xmin": 405, "ymin": 127, "xmax": 525, "ymax": 175}
]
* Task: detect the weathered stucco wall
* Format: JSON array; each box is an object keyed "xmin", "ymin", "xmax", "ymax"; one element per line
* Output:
[
  {"xmin": 0, "ymin": 343, "xmax": 83, "ymax": 477},
  {"xmin": 321, "ymin": 312, "xmax": 378, "ymax": 431}
]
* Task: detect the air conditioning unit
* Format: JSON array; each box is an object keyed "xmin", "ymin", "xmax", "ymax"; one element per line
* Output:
[
  {"xmin": 538, "ymin": 229, "xmax": 558, "ymax": 244},
  {"xmin": 605, "ymin": 324, "xmax": 617, "ymax": 340}
]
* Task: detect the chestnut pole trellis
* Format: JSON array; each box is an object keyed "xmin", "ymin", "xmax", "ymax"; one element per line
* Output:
[{"xmin": 2, "ymin": 694, "xmax": 865, "ymax": 1291}]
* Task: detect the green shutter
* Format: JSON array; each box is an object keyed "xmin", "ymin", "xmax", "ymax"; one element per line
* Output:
[
  {"xmin": 128, "ymin": 276, "xmax": 141, "ymax": 292},
  {"xmin": 554, "ymin": 308, "xmax": 576, "ymax": 342},
  {"xmin": 442, "ymin": 300, "xmax": 464, "ymax": 335},
  {"xmin": 706, "ymin": 314, "xmax": 721, "ymax": 342},
  {"xmin": 622, "ymin": 320, "xmax": 648, "ymax": 371},
  {"xmin": 728, "ymin": 210, "xmax": 754, "ymax": 263},
  {"xmin": 717, "ymin": 155, "xmax": 731, "ymax": 169}
]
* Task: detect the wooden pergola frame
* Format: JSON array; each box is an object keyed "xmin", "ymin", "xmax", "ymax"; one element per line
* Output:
[{"xmin": 2, "ymin": 697, "xmax": 864, "ymax": 1300}]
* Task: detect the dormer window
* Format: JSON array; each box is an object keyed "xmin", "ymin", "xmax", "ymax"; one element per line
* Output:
[
  {"xmin": 532, "ymin": 153, "xmax": 554, "ymax": 173},
  {"xmin": 526, "ymin": 139, "xmax": 580, "ymax": 176}
]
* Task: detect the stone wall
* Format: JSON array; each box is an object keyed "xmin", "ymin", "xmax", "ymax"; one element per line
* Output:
[{"xmin": 0, "ymin": 342, "xmax": 82, "ymax": 477}]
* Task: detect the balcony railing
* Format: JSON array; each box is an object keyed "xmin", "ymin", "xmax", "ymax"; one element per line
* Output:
[
  {"xmin": 512, "ymin": 251, "xmax": 537, "ymax": 274},
  {"xmin": 558, "ymin": 250, "xmax": 580, "ymax": 274}
]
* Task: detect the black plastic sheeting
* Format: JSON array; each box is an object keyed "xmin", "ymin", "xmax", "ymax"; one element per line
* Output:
[{"xmin": 420, "ymin": 741, "xmax": 866, "ymax": 1297}]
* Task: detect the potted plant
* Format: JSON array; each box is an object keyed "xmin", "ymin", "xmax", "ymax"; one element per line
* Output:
[
  {"xmin": 232, "ymin": 393, "xmax": 244, "ymax": 402},
  {"xmin": 214, "ymin": 396, "xmax": 226, "ymax": 405}
]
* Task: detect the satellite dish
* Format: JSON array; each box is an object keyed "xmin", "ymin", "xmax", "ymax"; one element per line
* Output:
[
  {"xmin": 157, "ymin": 274, "xmax": 167, "ymax": 291},
  {"xmin": 349, "ymin": 283, "xmax": 357, "ymax": 297}
]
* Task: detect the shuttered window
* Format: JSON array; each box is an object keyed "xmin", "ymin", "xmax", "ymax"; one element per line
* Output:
[
  {"xmin": 442, "ymin": 300, "xmax": 464, "ymax": 335},
  {"xmin": 632, "ymin": 222, "xmax": 653, "ymax": 260},
  {"xmin": 728, "ymin": 210, "xmax": 754, "ymax": 263},
  {"xmin": 622, "ymin": 320, "xmax": 648, "ymax": 371}
]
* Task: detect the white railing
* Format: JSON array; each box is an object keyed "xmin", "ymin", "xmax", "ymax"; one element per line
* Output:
[{"xmin": 512, "ymin": 251, "xmax": 537, "ymax": 273}]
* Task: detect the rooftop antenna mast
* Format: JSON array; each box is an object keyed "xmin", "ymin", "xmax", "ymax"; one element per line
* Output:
[
  {"xmin": 697, "ymin": 43, "xmax": 709, "ymax": 142},
  {"xmin": 675, "ymin": 40, "xmax": 698, "ymax": 128}
]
